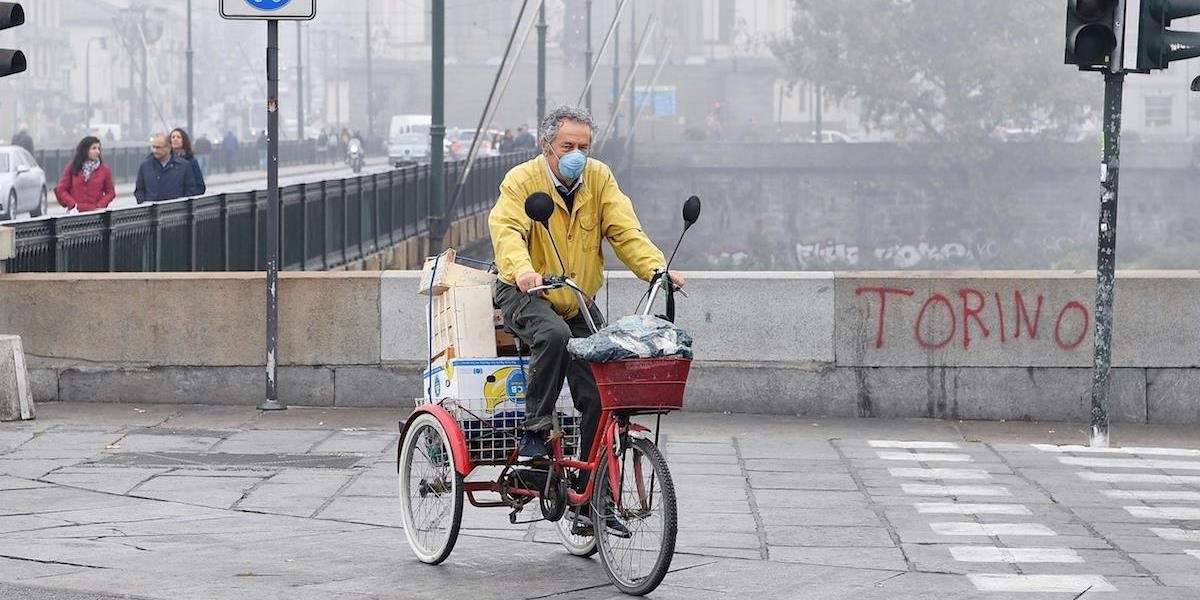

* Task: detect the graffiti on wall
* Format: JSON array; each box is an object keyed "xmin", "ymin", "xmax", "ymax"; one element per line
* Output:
[
  {"xmin": 798, "ymin": 241, "xmax": 1002, "ymax": 269},
  {"xmin": 855, "ymin": 287, "xmax": 1091, "ymax": 352}
]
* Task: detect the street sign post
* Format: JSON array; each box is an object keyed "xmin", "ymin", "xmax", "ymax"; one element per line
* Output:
[
  {"xmin": 220, "ymin": 0, "xmax": 315, "ymax": 21},
  {"xmin": 221, "ymin": 1, "xmax": 316, "ymax": 411}
]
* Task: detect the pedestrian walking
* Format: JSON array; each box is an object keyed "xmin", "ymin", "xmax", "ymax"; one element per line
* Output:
[
  {"xmin": 170, "ymin": 128, "xmax": 206, "ymax": 196},
  {"xmin": 326, "ymin": 129, "xmax": 339, "ymax": 164},
  {"xmin": 221, "ymin": 130, "xmax": 239, "ymax": 174},
  {"xmin": 11, "ymin": 126, "xmax": 33, "ymax": 155},
  {"xmin": 515, "ymin": 124, "xmax": 536, "ymax": 150},
  {"xmin": 134, "ymin": 133, "xmax": 195, "ymax": 204},
  {"xmin": 193, "ymin": 134, "xmax": 213, "ymax": 178},
  {"xmin": 317, "ymin": 128, "xmax": 329, "ymax": 164},
  {"xmin": 256, "ymin": 130, "xmax": 268, "ymax": 170},
  {"xmin": 54, "ymin": 136, "xmax": 115, "ymax": 213}
]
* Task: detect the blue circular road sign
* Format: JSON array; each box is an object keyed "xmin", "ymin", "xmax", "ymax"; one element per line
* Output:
[{"xmin": 244, "ymin": 0, "xmax": 292, "ymax": 10}]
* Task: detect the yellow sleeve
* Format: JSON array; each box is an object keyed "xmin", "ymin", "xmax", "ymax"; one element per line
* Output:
[
  {"xmin": 488, "ymin": 175, "xmax": 536, "ymax": 283},
  {"xmin": 599, "ymin": 167, "xmax": 665, "ymax": 281}
]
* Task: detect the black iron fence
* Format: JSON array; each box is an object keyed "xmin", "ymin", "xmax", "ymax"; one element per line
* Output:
[
  {"xmin": 34, "ymin": 140, "xmax": 327, "ymax": 186},
  {"xmin": 7, "ymin": 152, "xmax": 532, "ymax": 273}
]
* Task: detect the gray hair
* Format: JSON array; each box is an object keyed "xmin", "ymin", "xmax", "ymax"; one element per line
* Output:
[{"xmin": 539, "ymin": 105, "xmax": 594, "ymax": 147}]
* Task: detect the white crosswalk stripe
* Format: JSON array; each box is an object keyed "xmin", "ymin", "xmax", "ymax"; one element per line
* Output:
[
  {"xmin": 877, "ymin": 451, "xmax": 973, "ymax": 462},
  {"xmin": 1058, "ymin": 456, "xmax": 1200, "ymax": 471},
  {"xmin": 902, "ymin": 484, "xmax": 1011, "ymax": 497},
  {"xmin": 915, "ymin": 502, "xmax": 1031, "ymax": 515},
  {"xmin": 889, "ymin": 467, "xmax": 991, "ymax": 480},
  {"xmin": 1151, "ymin": 528, "xmax": 1200, "ymax": 542},
  {"xmin": 1104, "ymin": 490, "xmax": 1200, "ymax": 501},
  {"xmin": 930, "ymin": 522, "xmax": 1057, "ymax": 536},
  {"xmin": 1032, "ymin": 444, "xmax": 1200, "ymax": 457},
  {"xmin": 1125, "ymin": 506, "xmax": 1200, "ymax": 520},
  {"xmin": 950, "ymin": 546, "xmax": 1083, "ymax": 563},
  {"xmin": 870, "ymin": 440, "xmax": 960, "ymax": 449},
  {"xmin": 1079, "ymin": 472, "xmax": 1200, "ymax": 485},
  {"xmin": 967, "ymin": 574, "xmax": 1115, "ymax": 593}
]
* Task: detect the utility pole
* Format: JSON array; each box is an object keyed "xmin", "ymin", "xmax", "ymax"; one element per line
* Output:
[
  {"xmin": 297, "ymin": 21, "xmax": 304, "ymax": 140},
  {"xmin": 627, "ymin": 1, "xmax": 636, "ymax": 164},
  {"xmin": 365, "ymin": 2, "xmax": 374, "ymax": 137},
  {"xmin": 186, "ymin": 0, "xmax": 193, "ymax": 135},
  {"xmin": 430, "ymin": 0, "xmax": 446, "ymax": 249},
  {"xmin": 584, "ymin": 0, "xmax": 593, "ymax": 112},
  {"xmin": 537, "ymin": 0, "xmax": 547, "ymax": 124}
]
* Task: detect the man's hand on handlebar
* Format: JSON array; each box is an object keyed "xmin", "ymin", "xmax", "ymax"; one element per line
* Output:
[
  {"xmin": 517, "ymin": 271, "xmax": 546, "ymax": 297},
  {"xmin": 668, "ymin": 271, "xmax": 686, "ymax": 290}
]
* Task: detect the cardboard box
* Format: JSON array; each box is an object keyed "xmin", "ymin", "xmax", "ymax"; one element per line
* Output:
[
  {"xmin": 425, "ymin": 284, "xmax": 498, "ymax": 359},
  {"xmin": 418, "ymin": 248, "xmax": 496, "ymax": 296},
  {"xmin": 422, "ymin": 357, "xmax": 533, "ymax": 413}
]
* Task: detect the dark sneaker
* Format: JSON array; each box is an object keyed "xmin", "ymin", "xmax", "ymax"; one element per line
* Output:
[
  {"xmin": 518, "ymin": 430, "xmax": 550, "ymax": 458},
  {"xmin": 602, "ymin": 512, "xmax": 632, "ymax": 538}
]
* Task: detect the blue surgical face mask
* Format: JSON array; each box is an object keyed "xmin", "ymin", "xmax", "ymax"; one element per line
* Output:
[{"xmin": 550, "ymin": 148, "xmax": 587, "ymax": 181}]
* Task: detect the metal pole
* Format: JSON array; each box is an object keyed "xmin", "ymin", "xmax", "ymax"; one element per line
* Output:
[
  {"xmin": 430, "ymin": 0, "xmax": 446, "ymax": 245},
  {"xmin": 366, "ymin": 3, "xmax": 374, "ymax": 137},
  {"xmin": 576, "ymin": 0, "xmax": 629, "ymax": 107},
  {"xmin": 585, "ymin": 0, "xmax": 593, "ymax": 112},
  {"xmin": 537, "ymin": 1, "xmax": 547, "ymax": 124},
  {"xmin": 814, "ymin": 84, "xmax": 823, "ymax": 143},
  {"xmin": 260, "ymin": 19, "xmax": 285, "ymax": 411},
  {"xmin": 1088, "ymin": 71, "xmax": 1124, "ymax": 447},
  {"xmin": 612, "ymin": 12, "xmax": 620, "ymax": 138},
  {"xmin": 628, "ymin": 0, "xmax": 638, "ymax": 142},
  {"xmin": 186, "ymin": 0, "xmax": 193, "ymax": 135},
  {"xmin": 297, "ymin": 21, "xmax": 304, "ymax": 141}
]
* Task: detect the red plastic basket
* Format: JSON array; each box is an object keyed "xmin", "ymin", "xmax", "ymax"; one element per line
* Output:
[{"xmin": 590, "ymin": 357, "xmax": 692, "ymax": 412}]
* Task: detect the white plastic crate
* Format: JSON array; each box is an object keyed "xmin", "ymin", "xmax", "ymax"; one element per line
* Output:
[{"xmin": 420, "ymin": 396, "xmax": 581, "ymax": 464}]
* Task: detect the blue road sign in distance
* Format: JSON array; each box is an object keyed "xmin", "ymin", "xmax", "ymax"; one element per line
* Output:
[
  {"xmin": 245, "ymin": 0, "xmax": 291, "ymax": 9},
  {"xmin": 220, "ymin": 0, "xmax": 314, "ymax": 20}
]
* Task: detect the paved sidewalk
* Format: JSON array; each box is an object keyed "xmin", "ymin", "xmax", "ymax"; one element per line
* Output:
[{"xmin": 2, "ymin": 403, "xmax": 1200, "ymax": 599}]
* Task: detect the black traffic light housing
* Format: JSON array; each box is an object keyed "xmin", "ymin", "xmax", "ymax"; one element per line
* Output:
[
  {"xmin": 1066, "ymin": 0, "xmax": 1121, "ymax": 70},
  {"xmin": 1136, "ymin": 0, "xmax": 1200, "ymax": 72},
  {"xmin": 0, "ymin": 2, "xmax": 25, "ymax": 79}
]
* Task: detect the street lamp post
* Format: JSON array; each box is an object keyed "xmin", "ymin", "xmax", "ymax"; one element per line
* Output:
[
  {"xmin": 365, "ymin": 2, "xmax": 374, "ymax": 137},
  {"xmin": 585, "ymin": 0, "xmax": 592, "ymax": 112},
  {"xmin": 297, "ymin": 21, "xmax": 304, "ymax": 140}
]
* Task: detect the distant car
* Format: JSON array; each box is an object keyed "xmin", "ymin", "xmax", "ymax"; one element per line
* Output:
[
  {"xmin": 0, "ymin": 146, "xmax": 47, "ymax": 221},
  {"xmin": 389, "ymin": 133, "xmax": 430, "ymax": 167},
  {"xmin": 812, "ymin": 130, "xmax": 855, "ymax": 144}
]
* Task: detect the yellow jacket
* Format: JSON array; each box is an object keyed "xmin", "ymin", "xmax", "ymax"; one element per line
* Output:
[{"xmin": 489, "ymin": 155, "xmax": 665, "ymax": 318}]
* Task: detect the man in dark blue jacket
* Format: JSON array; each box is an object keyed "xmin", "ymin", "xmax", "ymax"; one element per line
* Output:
[{"xmin": 134, "ymin": 133, "xmax": 197, "ymax": 204}]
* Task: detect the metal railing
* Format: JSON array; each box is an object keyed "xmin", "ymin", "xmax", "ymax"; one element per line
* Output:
[
  {"xmin": 33, "ymin": 140, "xmax": 329, "ymax": 186},
  {"xmin": 7, "ymin": 152, "xmax": 532, "ymax": 273}
]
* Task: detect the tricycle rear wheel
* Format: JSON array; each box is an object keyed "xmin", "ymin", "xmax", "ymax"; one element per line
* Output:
[{"xmin": 398, "ymin": 412, "xmax": 464, "ymax": 565}]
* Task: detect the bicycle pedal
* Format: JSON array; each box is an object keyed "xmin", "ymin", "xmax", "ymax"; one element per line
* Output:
[{"xmin": 508, "ymin": 510, "xmax": 543, "ymax": 526}]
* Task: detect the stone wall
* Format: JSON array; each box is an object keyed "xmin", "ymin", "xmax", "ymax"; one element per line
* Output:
[{"xmin": 0, "ymin": 270, "xmax": 1196, "ymax": 424}]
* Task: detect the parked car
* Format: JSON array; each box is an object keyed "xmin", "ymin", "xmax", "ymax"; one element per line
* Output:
[
  {"xmin": 389, "ymin": 132, "xmax": 430, "ymax": 167},
  {"xmin": 0, "ymin": 145, "xmax": 47, "ymax": 221}
]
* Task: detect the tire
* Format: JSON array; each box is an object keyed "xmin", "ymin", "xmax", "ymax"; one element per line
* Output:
[
  {"xmin": 1, "ymin": 191, "xmax": 13, "ymax": 221},
  {"xmin": 593, "ymin": 436, "xmax": 677, "ymax": 596},
  {"xmin": 29, "ymin": 187, "xmax": 46, "ymax": 218},
  {"xmin": 557, "ymin": 503, "xmax": 598, "ymax": 558},
  {"xmin": 398, "ymin": 412, "xmax": 464, "ymax": 565}
]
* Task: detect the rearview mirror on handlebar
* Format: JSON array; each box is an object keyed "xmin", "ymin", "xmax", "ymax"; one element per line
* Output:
[
  {"xmin": 682, "ymin": 195, "xmax": 701, "ymax": 228},
  {"xmin": 524, "ymin": 191, "xmax": 555, "ymax": 227}
]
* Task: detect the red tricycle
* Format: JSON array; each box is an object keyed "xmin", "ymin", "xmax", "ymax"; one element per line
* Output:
[{"xmin": 397, "ymin": 194, "xmax": 701, "ymax": 596}]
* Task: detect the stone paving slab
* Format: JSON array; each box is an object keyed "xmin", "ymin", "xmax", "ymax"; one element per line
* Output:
[{"xmin": 1, "ymin": 404, "xmax": 1199, "ymax": 599}]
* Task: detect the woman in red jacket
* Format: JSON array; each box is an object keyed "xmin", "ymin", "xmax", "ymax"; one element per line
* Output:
[{"xmin": 55, "ymin": 136, "xmax": 116, "ymax": 213}]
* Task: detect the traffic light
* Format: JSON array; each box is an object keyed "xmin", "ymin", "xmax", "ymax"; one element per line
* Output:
[
  {"xmin": 1136, "ymin": 0, "xmax": 1200, "ymax": 72},
  {"xmin": 0, "ymin": 2, "xmax": 25, "ymax": 79},
  {"xmin": 1065, "ymin": 0, "xmax": 1121, "ymax": 70}
]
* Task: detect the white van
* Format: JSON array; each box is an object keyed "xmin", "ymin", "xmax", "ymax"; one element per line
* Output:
[{"xmin": 389, "ymin": 115, "xmax": 432, "ymax": 140}]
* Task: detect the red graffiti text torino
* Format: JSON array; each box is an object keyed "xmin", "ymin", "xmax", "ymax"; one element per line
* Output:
[{"xmin": 855, "ymin": 287, "xmax": 1091, "ymax": 352}]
